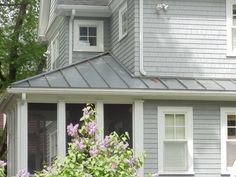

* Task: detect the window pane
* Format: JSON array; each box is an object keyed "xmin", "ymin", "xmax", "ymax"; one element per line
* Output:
[
  {"xmin": 79, "ymin": 37, "xmax": 90, "ymax": 46},
  {"xmin": 80, "ymin": 27, "xmax": 87, "ymax": 36},
  {"xmin": 233, "ymin": 5, "xmax": 236, "ymax": 15},
  {"xmin": 165, "ymin": 127, "xmax": 174, "ymax": 139},
  {"xmin": 165, "ymin": 114, "xmax": 174, "ymax": 126},
  {"xmin": 176, "ymin": 127, "xmax": 185, "ymax": 139},
  {"xmin": 176, "ymin": 114, "xmax": 185, "ymax": 126},
  {"xmin": 227, "ymin": 141, "xmax": 236, "ymax": 167},
  {"xmin": 89, "ymin": 27, "xmax": 97, "ymax": 36},
  {"xmin": 228, "ymin": 115, "xmax": 236, "ymax": 126},
  {"xmin": 228, "ymin": 128, "xmax": 236, "ymax": 139},
  {"xmin": 164, "ymin": 142, "xmax": 187, "ymax": 171},
  {"xmin": 233, "ymin": 16, "xmax": 236, "ymax": 26},
  {"xmin": 104, "ymin": 104, "xmax": 132, "ymax": 147},
  {"xmin": 28, "ymin": 103, "xmax": 57, "ymax": 174},
  {"xmin": 89, "ymin": 37, "xmax": 97, "ymax": 46}
]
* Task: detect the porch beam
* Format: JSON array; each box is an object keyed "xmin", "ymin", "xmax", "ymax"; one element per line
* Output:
[
  {"xmin": 95, "ymin": 101, "xmax": 104, "ymax": 140},
  {"xmin": 133, "ymin": 100, "xmax": 144, "ymax": 175},
  {"xmin": 57, "ymin": 101, "xmax": 66, "ymax": 160},
  {"xmin": 16, "ymin": 98, "xmax": 28, "ymax": 172}
]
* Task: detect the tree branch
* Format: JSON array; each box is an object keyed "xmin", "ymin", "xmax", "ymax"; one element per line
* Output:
[
  {"xmin": 0, "ymin": 3, "xmax": 22, "ymax": 6},
  {"xmin": 0, "ymin": 62, "xmax": 6, "ymax": 81},
  {"xmin": 8, "ymin": 0, "xmax": 29, "ymax": 82}
]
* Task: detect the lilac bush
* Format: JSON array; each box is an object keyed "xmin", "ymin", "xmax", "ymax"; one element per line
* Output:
[
  {"xmin": 0, "ymin": 160, "xmax": 6, "ymax": 176},
  {"xmin": 19, "ymin": 104, "xmax": 158, "ymax": 177}
]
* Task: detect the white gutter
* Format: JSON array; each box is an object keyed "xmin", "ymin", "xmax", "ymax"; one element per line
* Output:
[
  {"xmin": 69, "ymin": 9, "xmax": 76, "ymax": 65},
  {"xmin": 139, "ymin": 0, "xmax": 146, "ymax": 75},
  {"xmin": 7, "ymin": 88, "xmax": 236, "ymax": 101}
]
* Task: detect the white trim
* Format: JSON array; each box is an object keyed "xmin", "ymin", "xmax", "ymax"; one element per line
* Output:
[
  {"xmin": 95, "ymin": 102, "xmax": 104, "ymax": 140},
  {"xmin": 8, "ymin": 88, "xmax": 236, "ymax": 101},
  {"xmin": 119, "ymin": 2, "xmax": 128, "ymax": 41},
  {"xmin": 158, "ymin": 107, "xmax": 193, "ymax": 174},
  {"xmin": 73, "ymin": 20, "xmax": 104, "ymax": 52},
  {"xmin": 16, "ymin": 99, "xmax": 28, "ymax": 172},
  {"xmin": 221, "ymin": 107, "xmax": 236, "ymax": 174},
  {"xmin": 226, "ymin": 0, "xmax": 236, "ymax": 56},
  {"xmin": 57, "ymin": 5, "xmax": 111, "ymax": 17},
  {"xmin": 133, "ymin": 100, "xmax": 144, "ymax": 176},
  {"xmin": 49, "ymin": 129, "xmax": 57, "ymax": 164},
  {"xmin": 69, "ymin": 10, "xmax": 75, "ymax": 65},
  {"xmin": 50, "ymin": 32, "xmax": 59, "ymax": 70},
  {"xmin": 139, "ymin": 0, "xmax": 146, "ymax": 75},
  {"xmin": 57, "ymin": 101, "xmax": 66, "ymax": 160}
]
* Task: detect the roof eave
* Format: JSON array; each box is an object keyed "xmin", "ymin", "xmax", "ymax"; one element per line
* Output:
[
  {"xmin": 7, "ymin": 87, "xmax": 236, "ymax": 101},
  {"xmin": 56, "ymin": 4, "xmax": 111, "ymax": 17}
]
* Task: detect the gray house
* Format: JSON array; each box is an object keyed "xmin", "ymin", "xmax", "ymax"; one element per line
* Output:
[{"xmin": 1, "ymin": 0, "xmax": 236, "ymax": 176}]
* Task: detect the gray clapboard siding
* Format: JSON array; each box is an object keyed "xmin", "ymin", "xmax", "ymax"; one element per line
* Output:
[
  {"xmin": 58, "ymin": 17, "xmax": 69, "ymax": 67},
  {"xmin": 49, "ymin": 0, "xmax": 57, "ymax": 26},
  {"xmin": 72, "ymin": 17, "xmax": 110, "ymax": 62},
  {"xmin": 143, "ymin": 100, "xmax": 236, "ymax": 177},
  {"xmin": 110, "ymin": 0, "xmax": 135, "ymax": 73},
  {"xmin": 139, "ymin": 0, "xmax": 236, "ymax": 78}
]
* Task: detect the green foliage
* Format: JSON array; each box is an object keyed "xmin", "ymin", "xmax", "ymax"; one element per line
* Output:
[
  {"xmin": 0, "ymin": 0, "xmax": 46, "ymax": 91},
  {"xmin": 33, "ymin": 105, "xmax": 158, "ymax": 177}
]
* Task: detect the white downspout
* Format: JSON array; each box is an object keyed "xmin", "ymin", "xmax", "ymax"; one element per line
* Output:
[
  {"xmin": 69, "ymin": 9, "xmax": 76, "ymax": 65},
  {"xmin": 139, "ymin": 0, "xmax": 146, "ymax": 75}
]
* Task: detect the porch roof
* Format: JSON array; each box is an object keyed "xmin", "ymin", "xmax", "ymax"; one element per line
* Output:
[{"xmin": 9, "ymin": 53, "xmax": 236, "ymax": 92}]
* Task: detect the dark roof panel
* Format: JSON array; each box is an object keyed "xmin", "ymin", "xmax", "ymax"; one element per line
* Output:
[{"xmin": 10, "ymin": 53, "xmax": 236, "ymax": 92}]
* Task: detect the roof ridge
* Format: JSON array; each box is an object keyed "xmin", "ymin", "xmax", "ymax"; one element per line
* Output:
[{"xmin": 10, "ymin": 52, "xmax": 110, "ymax": 87}]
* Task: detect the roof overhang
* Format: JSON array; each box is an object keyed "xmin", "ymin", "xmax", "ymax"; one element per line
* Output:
[
  {"xmin": 7, "ymin": 87, "xmax": 236, "ymax": 101},
  {"xmin": 56, "ymin": 5, "xmax": 111, "ymax": 17}
]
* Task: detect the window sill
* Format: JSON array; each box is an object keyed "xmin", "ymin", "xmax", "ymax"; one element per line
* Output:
[
  {"xmin": 226, "ymin": 53, "xmax": 236, "ymax": 57},
  {"xmin": 73, "ymin": 48, "xmax": 104, "ymax": 53},
  {"xmin": 119, "ymin": 32, "xmax": 128, "ymax": 42},
  {"xmin": 158, "ymin": 171, "xmax": 195, "ymax": 176}
]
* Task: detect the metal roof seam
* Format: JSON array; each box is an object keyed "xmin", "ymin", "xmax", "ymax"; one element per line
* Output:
[
  {"xmin": 88, "ymin": 60, "xmax": 111, "ymax": 88},
  {"xmin": 195, "ymin": 79, "xmax": 207, "ymax": 90},
  {"xmin": 101, "ymin": 57, "xmax": 130, "ymax": 88},
  {"xmin": 213, "ymin": 79, "xmax": 226, "ymax": 90},
  {"xmin": 74, "ymin": 66, "xmax": 91, "ymax": 88},
  {"xmin": 176, "ymin": 79, "xmax": 189, "ymax": 89},
  {"xmin": 44, "ymin": 75, "xmax": 52, "ymax": 88},
  {"xmin": 59, "ymin": 70, "xmax": 71, "ymax": 87}
]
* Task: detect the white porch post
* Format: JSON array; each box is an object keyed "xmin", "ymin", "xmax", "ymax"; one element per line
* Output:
[
  {"xmin": 16, "ymin": 98, "xmax": 28, "ymax": 172},
  {"xmin": 57, "ymin": 101, "xmax": 66, "ymax": 160},
  {"xmin": 95, "ymin": 102, "xmax": 104, "ymax": 140},
  {"xmin": 133, "ymin": 100, "xmax": 144, "ymax": 175}
]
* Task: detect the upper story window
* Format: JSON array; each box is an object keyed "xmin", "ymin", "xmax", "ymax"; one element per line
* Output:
[
  {"xmin": 221, "ymin": 108, "xmax": 236, "ymax": 174},
  {"xmin": 74, "ymin": 20, "xmax": 104, "ymax": 52},
  {"xmin": 158, "ymin": 107, "xmax": 193, "ymax": 174},
  {"xmin": 227, "ymin": 0, "xmax": 236, "ymax": 55},
  {"xmin": 50, "ymin": 33, "xmax": 59, "ymax": 70},
  {"xmin": 119, "ymin": 2, "xmax": 128, "ymax": 41}
]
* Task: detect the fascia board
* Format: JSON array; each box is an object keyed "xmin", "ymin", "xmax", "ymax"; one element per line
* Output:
[
  {"xmin": 7, "ymin": 88, "xmax": 236, "ymax": 101},
  {"xmin": 57, "ymin": 5, "xmax": 111, "ymax": 17}
]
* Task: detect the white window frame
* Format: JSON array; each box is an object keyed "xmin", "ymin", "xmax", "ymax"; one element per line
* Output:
[
  {"xmin": 227, "ymin": 0, "xmax": 236, "ymax": 56},
  {"xmin": 158, "ymin": 107, "xmax": 193, "ymax": 174},
  {"xmin": 74, "ymin": 20, "xmax": 104, "ymax": 52},
  {"xmin": 49, "ymin": 129, "xmax": 57, "ymax": 164},
  {"xmin": 50, "ymin": 33, "xmax": 59, "ymax": 70},
  {"xmin": 221, "ymin": 107, "xmax": 236, "ymax": 174},
  {"xmin": 119, "ymin": 2, "xmax": 128, "ymax": 41}
]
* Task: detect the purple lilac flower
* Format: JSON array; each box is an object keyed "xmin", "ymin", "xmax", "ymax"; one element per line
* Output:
[
  {"xmin": 111, "ymin": 162, "xmax": 117, "ymax": 171},
  {"xmin": 67, "ymin": 123, "xmax": 79, "ymax": 137},
  {"xmin": 86, "ymin": 121, "xmax": 97, "ymax": 135},
  {"xmin": 124, "ymin": 157, "xmax": 135, "ymax": 167},
  {"xmin": 0, "ymin": 160, "xmax": 6, "ymax": 168},
  {"xmin": 16, "ymin": 169, "xmax": 30, "ymax": 177},
  {"xmin": 89, "ymin": 146, "xmax": 98, "ymax": 157},
  {"xmin": 152, "ymin": 173, "xmax": 159, "ymax": 177},
  {"xmin": 83, "ymin": 107, "xmax": 92, "ymax": 118},
  {"xmin": 75, "ymin": 140, "xmax": 84, "ymax": 150}
]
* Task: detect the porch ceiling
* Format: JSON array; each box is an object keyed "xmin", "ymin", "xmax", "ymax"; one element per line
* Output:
[{"xmin": 9, "ymin": 53, "xmax": 236, "ymax": 92}]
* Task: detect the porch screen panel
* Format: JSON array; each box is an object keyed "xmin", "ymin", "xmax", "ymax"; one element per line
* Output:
[
  {"xmin": 227, "ymin": 115, "xmax": 236, "ymax": 167},
  {"xmin": 28, "ymin": 103, "xmax": 57, "ymax": 174},
  {"xmin": 66, "ymin": 104, "xmax": 86, "ymax": 147},
  {"xmin": 104, "ymin": 104, "xmax": 132, "ymax": 147}
]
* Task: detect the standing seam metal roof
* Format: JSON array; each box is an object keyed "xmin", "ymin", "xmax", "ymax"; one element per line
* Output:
[{"xmin": 10, "ymin": 53, "xmax": 236, "ymax": 92}]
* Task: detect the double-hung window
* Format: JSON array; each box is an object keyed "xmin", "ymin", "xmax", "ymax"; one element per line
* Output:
[
  {"xmin": 119, "ymin": 2, "xmax": 128, "ymax": 40},
  {"xmin": 158, "ymin": 107, "xmax": 193, "ymax": 174},
  {"xmin": 74, "ymin": 20, "xmax": 104, "ymax": 52},
  {"xmin": 50, "ymin": 33, "xmax": 59, "ymax": 70},
  {"xmin": 227, "ymin": 0, "xmax": 236, "ymax": 55},
  {"xmin": 49, "ymin": 130, "xmax": 57, "ymax": 164},
  {"xmin": 221, "ymin": 108, "xmax": 236, "ymax": 174}
]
